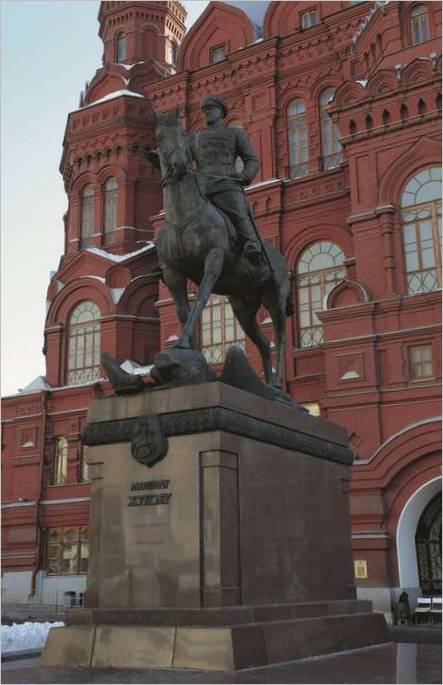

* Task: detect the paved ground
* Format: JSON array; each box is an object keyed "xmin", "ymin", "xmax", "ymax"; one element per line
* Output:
[
  {"xmin": 2, "ymin": 642, "xmax": 442, "ymax": 684},
  {"xmin": 389, "ymin": 625, "xmax": 442, "ymax": 644}
]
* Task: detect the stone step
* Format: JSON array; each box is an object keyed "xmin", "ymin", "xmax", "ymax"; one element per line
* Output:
[
  {"xmin": 66, "ymin": 599, "xmax": 372, "ymax": 627},
  {"xmin": 42, "ymin": 611, "xmax": 389, "ymax": 670},
  {"xmin": 251, "ymin": 612, "xmax": 389, "ymax": 669}
]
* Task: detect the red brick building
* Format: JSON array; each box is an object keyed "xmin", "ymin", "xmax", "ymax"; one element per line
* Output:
[{"xmin": 2, "ymin": 1, "xmax": 441, "ymax": 620}]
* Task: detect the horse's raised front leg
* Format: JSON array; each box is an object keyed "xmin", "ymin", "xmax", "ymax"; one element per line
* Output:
[
  {"xmin": 176, "ymin": 247, "xmax": 225, "ymax": 349},
  {"xmin": 162, "ymin": 265, "xmax": 197, "ymax": 349}
]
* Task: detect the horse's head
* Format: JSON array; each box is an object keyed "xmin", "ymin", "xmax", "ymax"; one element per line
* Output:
[{"xmin": 154, "ymin": 107, "xmax": 190, "ymax": 185}]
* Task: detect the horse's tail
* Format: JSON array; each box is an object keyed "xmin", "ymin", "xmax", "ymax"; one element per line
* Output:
[{"xmin": 286, "ymin": 294, "xmax": 294, "ymax": 317}]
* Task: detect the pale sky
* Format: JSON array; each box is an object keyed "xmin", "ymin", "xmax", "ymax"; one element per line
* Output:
[{"xmin": 1, "ymin": 0, "xmax": 209, "ymax": 396}]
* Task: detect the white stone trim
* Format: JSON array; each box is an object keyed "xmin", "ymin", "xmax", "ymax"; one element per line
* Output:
[
  {"xmin": 39, "ymin": 497, "xmax": 90, "ymax": 505},
  {"xmin": 352, "ymin": 532, "xmax": 391, "ymax": 539}
]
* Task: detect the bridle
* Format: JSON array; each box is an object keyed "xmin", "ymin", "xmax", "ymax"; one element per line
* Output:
[{"xmin": 159, "ymin": 143, "xmax": 185, "ymax": 187}]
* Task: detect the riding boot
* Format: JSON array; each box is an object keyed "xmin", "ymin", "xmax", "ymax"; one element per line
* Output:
[{"xmin": 236, "ymin": 218, "xmax": 261, "ymax": 264}]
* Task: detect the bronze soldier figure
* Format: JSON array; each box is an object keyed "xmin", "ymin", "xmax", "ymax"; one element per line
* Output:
[{"xmin": 190, "ymin": 95, "xmax": 262, "ymax": 264}]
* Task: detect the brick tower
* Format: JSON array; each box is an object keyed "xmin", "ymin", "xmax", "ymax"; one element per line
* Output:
[
  {"xmin": 98, "ymin": 0, "xmax": 186, "ymax": 69},
  {"xmin": 47, "ymin": 1, "xmax": 187, "ymax": 390},
  {"xmin": 62, "ymin": 1, "xmax": 187, "ymax": 258}
]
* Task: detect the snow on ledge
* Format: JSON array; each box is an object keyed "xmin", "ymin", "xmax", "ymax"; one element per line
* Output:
[
  {"xmin": 341, "ymin": 370, "xmax": 360, "ymax": 380},
  {"xmin": 246, "ymin": 177, "xmax": 280, "ymax": 191},
  {"xmin": 120, "ymin": 359, "xmax": 153, "ymax": 375},
  {"xmin": 1, "ymin": 621, "xmax": 65, "ymax": 654},
  {"xmin": 83, "ymin": 275, "xmax": 106, "ymax": 283},
  {"xmin": 118, "ymin": 61, "xmax": 145, "ymax": 70},
  {"xmin": 19, "ymin": 376, "xmax": 52, "ymax": 394},
  {"xmin": 4, "ymin": 377, "xmax": 106, "ymax": 398},
  {"xmin": 81, "ymin": 89, "xmax": 145, "ymax": 109},
  {"xmin": 85, "ymin": 243, "xmax": 155, "ymax": 263}
]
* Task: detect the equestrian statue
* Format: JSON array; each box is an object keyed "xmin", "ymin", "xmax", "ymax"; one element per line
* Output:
[
  {"xmin": 151, "ymin": 95, "xmax": 293, "ymax": 392},
  {"xmin": 102, "ymin": 94, "xmax": 295, "ymax": 402}
]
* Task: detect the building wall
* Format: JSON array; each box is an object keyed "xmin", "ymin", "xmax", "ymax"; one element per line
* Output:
[{"xmin": 2, "ymin": 1, "xmax": 441, "ymax": 617}]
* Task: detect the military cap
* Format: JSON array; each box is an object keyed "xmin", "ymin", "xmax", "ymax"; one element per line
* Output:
[{"xmin": 201, "ymin": 94, "xmax": 228, "ymax": 117}]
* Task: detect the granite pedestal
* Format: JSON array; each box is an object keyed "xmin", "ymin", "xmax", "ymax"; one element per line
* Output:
[{"xmin": 42, "ymin": 383, "xmax": 388, "ymax": 669}]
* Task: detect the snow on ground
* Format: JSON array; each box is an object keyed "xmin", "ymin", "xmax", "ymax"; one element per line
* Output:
[{"xmin": 1, "ymin": 621, "xmax": 64, "ymax": 653}]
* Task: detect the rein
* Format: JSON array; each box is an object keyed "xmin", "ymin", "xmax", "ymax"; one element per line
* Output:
[
  {"xmin": 160, "ymin": 144, "xmax": 183, "ymax": 187},
  {"xmin": 162, "ymin": 166, "xmax": 244, "ymax": 187}
]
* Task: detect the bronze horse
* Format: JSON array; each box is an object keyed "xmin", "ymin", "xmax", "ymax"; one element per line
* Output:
[{"xmin": 154, "ymin": 109, "xmax": 293, "ymax": 390}]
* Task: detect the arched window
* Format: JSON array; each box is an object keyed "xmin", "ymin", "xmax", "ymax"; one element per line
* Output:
[
  {"xmin": 53, "ymin": 437, "xmax": 68, "ymax": 485},
  {"xmin": 296, "ymin": 241, "xmax": 345, "ymax": 347},
  {"xmin": 319, "ymin": 88, "xmax": 343, "ymax": 170},
  {"xmin": 410, "ymin": 4, "xmax": 429, "ymax": 45},
  {"xmin": 288, "ymin": 99, "xmax": 308, "ymax": 178},
  {"xmin": 301, "ymin": 9, "xmax": 318, "ymax": 29},
  {"xmin": 382, "ymin": 110, "xmax": 391, "ymax": 126},
  {"xmin": 201, "ymin": 295, "xmax": 245, "ymax": 364},
  {"xmin": 415, "ymin": 493, "xmax": 441, "ymax": 596},
  {"xmin": 210, "ymin": 44, "xmax": 226, "ymax": 64},
  {"xmin": 228, "ymin": 120, "xmax": 244, "ymax": 173},
  {"xmin": 67, "ymin": 301, "xmax": 101, "ymax": 385},
  {"xmin": 116, "ymin": 32, "xmax": 127, "ymax": 62},
  {"xmin": 104, "ymin": 177, "xmax": 118, "ymax": 242},
  {"xmin": 81, "ymin": 184, "xmax": 95, "ymax": 246},
  {"xmin": 401, "ymin": 166, "xmax": 441, "ymax": 294}
]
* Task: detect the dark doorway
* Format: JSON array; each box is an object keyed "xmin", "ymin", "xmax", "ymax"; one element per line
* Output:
[{"xmin": 415, "ymin": 493, "xmax": 442, "ymax": 595}]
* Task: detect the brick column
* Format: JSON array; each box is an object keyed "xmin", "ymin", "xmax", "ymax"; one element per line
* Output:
[{"xmin": 377, "ymin": 205, "xmax": 397, "ymax": 297}]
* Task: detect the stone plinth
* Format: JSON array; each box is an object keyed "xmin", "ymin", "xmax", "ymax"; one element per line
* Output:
[{"xmin": 42, "ymin": 383, "xmax": 388, "ymax": 669}]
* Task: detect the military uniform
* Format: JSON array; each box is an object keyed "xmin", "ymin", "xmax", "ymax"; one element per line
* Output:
[{"xmin": 190, "ymin": 95, "xmax": 261, "ymax": 262}]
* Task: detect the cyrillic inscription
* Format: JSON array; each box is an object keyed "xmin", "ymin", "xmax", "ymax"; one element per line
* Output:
[
  {"xmin": 130, "ymin": 480, "xmax": 170, "ymax": 491},
  {"xmin": 127, "ymin": 479, "xmax": 172, "ymax": 507},
  {"xmin": 127, "ymin": 493, "xmax": 172, "ymax": 507}
]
